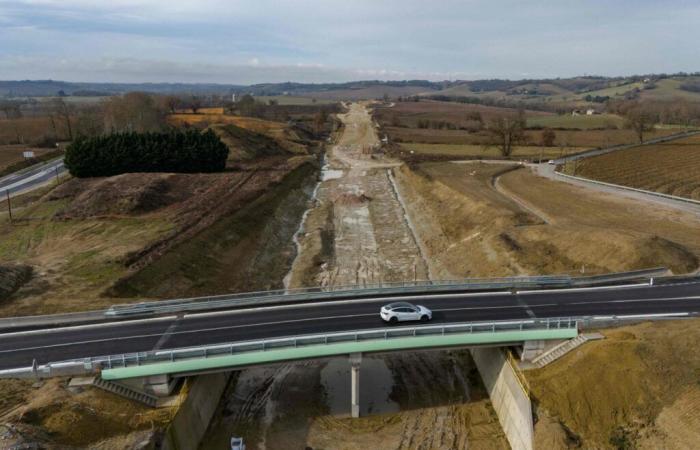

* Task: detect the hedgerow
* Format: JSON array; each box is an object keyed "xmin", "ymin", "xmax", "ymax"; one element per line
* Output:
[{"xmin": 64, "ymin": 129, "xmax": 228, "ymax": 177}]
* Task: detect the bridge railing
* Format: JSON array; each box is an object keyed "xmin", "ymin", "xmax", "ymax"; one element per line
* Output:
[
  {"xmin": 105, "ymin": 269, "xmax": 666, "ymax": 317},
  {"xmin": 17, "ymin": 317, "xmax": 578, "ymax": 378}
]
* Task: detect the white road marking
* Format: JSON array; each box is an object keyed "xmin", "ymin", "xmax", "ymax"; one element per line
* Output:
[
  {"xmin": 0, "ymin": 315, "xmax": 178, "ymax": 340},
  {"xmin": 569, "ymin": 295, "xmax": 700, "ymax": 305}
]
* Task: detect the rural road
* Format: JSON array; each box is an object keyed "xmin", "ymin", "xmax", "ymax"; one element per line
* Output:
[
  {"xmin": 1, "ymin": 280, "xmax": 699, "ymax": 370},
  {"xmin": 0, "ymin": 157, "xmax": 67, "ymax": 198}
]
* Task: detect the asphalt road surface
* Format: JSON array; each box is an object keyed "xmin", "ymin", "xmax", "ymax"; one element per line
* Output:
[
  {"xmin": 0, "ymin": 157, "xmax": 66, "ymax": 197},
  {"xmin": 1, "ymin": 281, "xmax": 699, "ymax": 370}
]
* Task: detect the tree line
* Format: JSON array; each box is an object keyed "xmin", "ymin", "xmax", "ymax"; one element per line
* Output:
[{"xmin": 64, "ymin": 129, "xmax": 229, "ymax": 177}]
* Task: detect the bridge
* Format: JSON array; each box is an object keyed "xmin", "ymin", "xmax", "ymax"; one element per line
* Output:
[{"xmin": 0, "ymin": 271, "xmax": 698, "ymax": 449}]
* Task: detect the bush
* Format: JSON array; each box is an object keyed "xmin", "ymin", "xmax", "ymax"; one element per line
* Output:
[{"xmin": 64, "ymin": 129, "xmax": 229, "ymax": 177}]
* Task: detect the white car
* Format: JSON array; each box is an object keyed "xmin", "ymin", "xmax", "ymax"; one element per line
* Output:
[
  {"xmin": 231, "ymin": 437, "xmax": 245, "ymax": 450},
  {"xmin": 380, "ymin": 302, "xmax": 432, "ymax": 323}
]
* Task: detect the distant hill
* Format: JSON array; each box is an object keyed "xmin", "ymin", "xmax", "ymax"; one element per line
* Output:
[
  {"xmin": 2, "ymin": 73, "xmax": 700, "ymax": 101},
  {"xmin": 0, "ymin": 80, "xmax": 246, "ymax": 97}
]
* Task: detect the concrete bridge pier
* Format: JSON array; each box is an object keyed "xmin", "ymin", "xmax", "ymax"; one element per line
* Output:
[{"xmin": 349, "ymin": 352, "xmax": 362, "ymax": 418}]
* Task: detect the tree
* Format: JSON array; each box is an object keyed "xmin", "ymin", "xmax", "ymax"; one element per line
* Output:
[
  {"xmin": 64, "ymin": 129, "xmax": 228, "ymax": 177},
  {"xmin": 102, "ymin": 92, "xmax": 166, "ymax": 133},
  {"xmin": 541, "ymin": 128, "xmax": 556, "ymax": 147},
  {"xmin": 624, "ymin": 105, "xmax": 656, "ymax": 143},
  {"xmin": 484, "ymin": 111, "xmax": 526, "ymax": 158},
  {"xmin": 159, "ymin": 95, "xmax": 182, "ymax": 113},
  {"xmin": 50, "ymin": 98, "xmax": 74, "ymax": 140},
  {"xmin": 189, "ymin": 96, "xmax": 202, "ymax": 114}
]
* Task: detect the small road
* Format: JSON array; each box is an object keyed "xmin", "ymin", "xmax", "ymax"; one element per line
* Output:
[
  {"xmin": 0, "ymin": 157, "xmax": 67, "ymax": 198},
  {"xmin": 0, "ymin": 281, "xmax": 699, "ymax": 371}
]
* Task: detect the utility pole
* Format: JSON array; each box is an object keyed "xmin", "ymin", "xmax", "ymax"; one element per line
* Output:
[{"xmin": 5, "ymin": 190, "xmax": 12, "ymax": 222}]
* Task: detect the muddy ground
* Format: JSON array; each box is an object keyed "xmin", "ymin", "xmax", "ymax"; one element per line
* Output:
[{"xmin": 202, "ymin": 351, "xmax": 508, "ymax": 450}]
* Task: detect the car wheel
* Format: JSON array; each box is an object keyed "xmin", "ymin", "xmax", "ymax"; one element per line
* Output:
[
  {"xmin": 389, "ymin": 316, "xmax": 398, "ymax": 324},
  {"xmin": 420, "ymin": 315, "xmax": 429, "ymax": 322}
]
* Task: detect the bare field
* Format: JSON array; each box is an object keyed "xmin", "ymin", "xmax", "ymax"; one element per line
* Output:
[
  {"xmin": 384, "ymin": 125, "xmax": 678, "ymax": 148},
  {"xmin": 399, "ymin": 143, "xmax": 584, "ymax": 160},
  {"xmin": 528, "ymin": 319, "xmax": 700, "ymax": 449},
  {"xmin": 0, "ymin": 145, "xmax": 55, "ymax": 171},
  {"xmin": 394, "ymin": 161, "xmax": 700, "ymax": 280},
  {"xmin": 563, "ymin": 134, "xmax": 700, "ymax": 200},
  {"xmin": 373, "ymin": 100, "xmax": 552, "ymax": 129},
  {"xmin": 526, "ymin": 113, "xmax": 623, "ymax": 129}
]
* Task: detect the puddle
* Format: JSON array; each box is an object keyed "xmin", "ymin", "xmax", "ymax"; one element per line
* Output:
[
  {"xmin": 321, "ymin": 169, "xmax": 344, "ymax": 181},
  {"xmin": 320, "ymin": 357, "xmax": 399, "ymax": 416}
]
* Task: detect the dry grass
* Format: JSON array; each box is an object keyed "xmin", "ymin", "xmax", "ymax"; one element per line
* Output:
[
  {"xmin": 527, "ymin": 319, "xmax": 700, "ymax": 449},
  {"xmin": 564, "ymin": 134, "xmax": 700, "ymax": 200}
]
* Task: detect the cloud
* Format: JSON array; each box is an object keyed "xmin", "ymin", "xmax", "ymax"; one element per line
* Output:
[{"xmin": 1, "ymin": 0, "xmax": 699, "ymax": 83}]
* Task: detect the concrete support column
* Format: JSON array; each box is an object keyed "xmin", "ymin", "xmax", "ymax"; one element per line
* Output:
[{"xmin": 349, "ymin": 352, "xmax": 362, "ymax": 418}]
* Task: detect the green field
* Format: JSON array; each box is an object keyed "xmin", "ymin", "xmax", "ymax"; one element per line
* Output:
[
  {"xmin": 399, "ymin": 143, "xmax": 584, "ymax": 159},
  {"xmin": 527, "ymin": 114, "xmax": 623, "ymax": 130}
]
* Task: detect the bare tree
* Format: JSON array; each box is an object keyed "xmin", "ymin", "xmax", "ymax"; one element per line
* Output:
[
  {"xmin": 189, "ymin": 96, "xmax": 202, "ymax": 114},
  {"xmin": 624, "ymin": 105, "xmax": 656, "ymax": 143},
  {"xmin": 485, "ymin": 111, "xmax": 526, "ymax": 158},
  {"xmin": 102, "ymin": 92, "xmax": 166, "ymax": 133},
  {"xmin": 50, "ymin": 98, "xmax": 74, "ymax": 140},
  {"xmin": 541, "ymin": 128, "xmax": 556, "ymax": 147},
  {"xmin": 159, "ymin": 95, "xmax": 182, "ymax": 114}
]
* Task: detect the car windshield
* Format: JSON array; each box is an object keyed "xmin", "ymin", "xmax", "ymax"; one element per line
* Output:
[{"xmin": 386, "ymin": 302, "xmax": 414, "ymax": 309}]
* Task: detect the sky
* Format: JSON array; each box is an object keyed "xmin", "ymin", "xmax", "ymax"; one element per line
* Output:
[{"xmin": 1, "ymin": 0, "xmax": 699, "ymax": 84}]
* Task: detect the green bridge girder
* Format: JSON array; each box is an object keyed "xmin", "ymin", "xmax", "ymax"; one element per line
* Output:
[{"xmin": 101, "ymin": 327, "xmax": 577, "ymax": 380}]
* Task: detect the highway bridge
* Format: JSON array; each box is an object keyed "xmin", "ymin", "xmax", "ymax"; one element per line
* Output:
[{"xmin": 1, "ymin": 275, "xmax": 698, "ymax": 377}]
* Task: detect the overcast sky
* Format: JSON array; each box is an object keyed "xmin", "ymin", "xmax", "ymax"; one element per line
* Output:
[{"xmin": 1, "ymin": 0, "xmax": 699, "ymax": 84}]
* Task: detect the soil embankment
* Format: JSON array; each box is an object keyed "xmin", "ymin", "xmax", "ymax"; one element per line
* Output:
[{"xmin": 527, "ymin": 318, "xmax": 700, "ymax": 449}]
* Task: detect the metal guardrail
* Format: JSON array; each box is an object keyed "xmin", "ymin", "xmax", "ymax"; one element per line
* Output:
[
  {"xmin": 6, "ymin": 317, "xmax": 578, "ymax": 379},
  {"xmin": 106, "ymin": 270, "xmax": 669, "ymax": 318},
  {"xmin": 555, "ymin": 171, "xmax": 700, "ymax": 207}
]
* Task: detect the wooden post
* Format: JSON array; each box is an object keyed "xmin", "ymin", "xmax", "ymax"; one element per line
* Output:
[
  {"xmin": 6, "ymin": 190, "xmax": 12, "ymax": 222},
  {"xmin": 54, "ymin": 166, "xmax": 60, "ymax": 184}
]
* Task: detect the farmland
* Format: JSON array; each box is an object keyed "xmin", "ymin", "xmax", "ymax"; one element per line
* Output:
[
  {"xmin": 526, "ymin": 113, "xmax": 623, "ymax": 129},
  {"xmin": 398, "ymin": 143, "xmax": 583, "ymax": 160},
  {"xmin": 374, "ymin": 100, "xmax": 681, "ymax": 157},
  {"xmin": 563, "ymin": 134, "xmax": 700, "ymax": 200}
]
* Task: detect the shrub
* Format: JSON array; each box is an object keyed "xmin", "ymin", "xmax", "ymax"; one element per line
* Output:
[{"xmin": 64, "ymin": 129, "xmax": 229, "ymax": 177}]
